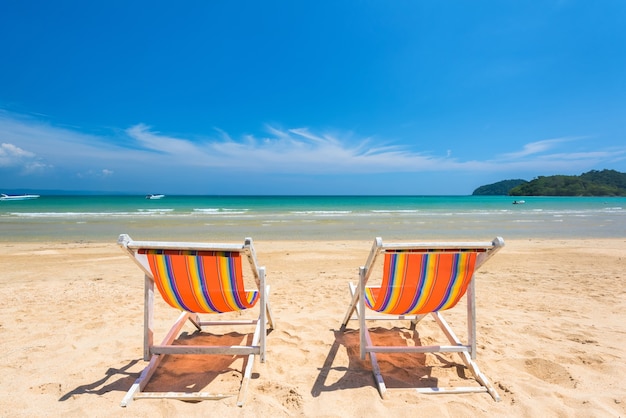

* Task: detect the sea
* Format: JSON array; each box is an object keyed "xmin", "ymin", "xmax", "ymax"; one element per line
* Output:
[{"xmin": 1, "ymin": 195, "xmax": 625, "ymax": 242}]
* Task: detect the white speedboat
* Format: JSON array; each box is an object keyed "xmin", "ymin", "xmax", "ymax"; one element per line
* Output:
[
  {"xmin": 512, "ymin": 200, "xmax": 526, "ymax": 205},
  {"xmin": 0, "ymin": 193, "xmax": 40, "ymax": 201},
  {"xmin": 146, "ymin": 194, "xmax": 165, "ymax": 200}
]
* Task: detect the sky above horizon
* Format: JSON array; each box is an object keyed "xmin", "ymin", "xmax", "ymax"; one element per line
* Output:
[{"xmin": 1, "ymin": 1, "xmax": 625, "ymax": 195}]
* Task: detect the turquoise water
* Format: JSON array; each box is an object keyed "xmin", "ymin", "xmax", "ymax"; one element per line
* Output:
[{"xmin": 1, "ymin": 195, "xmax": 624, "ymax": 242}]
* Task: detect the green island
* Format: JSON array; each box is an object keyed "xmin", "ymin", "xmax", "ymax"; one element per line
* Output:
[{"xmin": 473, "ymin": 169, "xmax": 626, "ymax": 196}]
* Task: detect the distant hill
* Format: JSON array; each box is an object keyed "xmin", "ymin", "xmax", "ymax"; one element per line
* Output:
[
  {"xmin": 472, "ymin": 179, "xmax": 528, "ymax": 195},
  {"xmin": 473, "ymin": 170, "xmax": 626, "ymax": 196},
  {"xmin": 509, "ymin": 169, "xmax": 626, "ymax": 196}
]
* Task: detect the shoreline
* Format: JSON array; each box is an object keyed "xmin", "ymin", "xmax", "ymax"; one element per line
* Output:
[
  {"xmin": 1, "ymin": 238, "xmax": 625, "ymax": 417},
  {"xmin": 2, "ymin": 195, "xmax": 625, "ymax": 242}
]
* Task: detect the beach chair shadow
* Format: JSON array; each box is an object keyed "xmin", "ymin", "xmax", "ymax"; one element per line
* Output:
[
  {"xmin": 59, "ymin": 360, "xmax": 141, "ymax": 401},
  {"xmin": 59, "ymin": 332, "xmax": 256, "ymax": 403},
  {"xmin": 312, "ymin": 327, "xmax": 446, "ymax": 397},
  {"xmin": 137, "ymin": 331, "xmax": 260, "ymax": 395},
  {"xmin": 311, "ymin": 329, "xmax": 372, "ymax": 397}
]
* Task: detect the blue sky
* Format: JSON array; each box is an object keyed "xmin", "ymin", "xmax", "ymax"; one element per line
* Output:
[{"xmin": 1, "ymin": 1, "xmax": 625, "ymax": 195}]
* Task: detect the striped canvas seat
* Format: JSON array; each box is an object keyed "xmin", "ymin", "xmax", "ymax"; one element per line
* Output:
[
  {"xmin": 141, "ymin": 249, "xmax": 259, "ymax": 313},
  {"xmin": 364, "ymin": 251, "xmax": 477, "ymax": 315},
  {"xmin": 341, "ymin": 237, "xmax": 504, "ymax": 401}
]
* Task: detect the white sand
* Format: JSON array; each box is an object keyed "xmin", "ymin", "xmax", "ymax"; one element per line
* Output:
[{"xmin": 0, "ymin": 239, "xmax": 624, "ymax": 417}]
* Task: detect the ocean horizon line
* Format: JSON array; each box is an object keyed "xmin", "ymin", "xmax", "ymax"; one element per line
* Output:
[{"xmin": 2, "ymin": 189, "xmax": 482, "ymax": 197}]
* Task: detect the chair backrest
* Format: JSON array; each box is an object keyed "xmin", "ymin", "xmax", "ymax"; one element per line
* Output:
[
  {"xmin": 141, "ymin": 249, "xmax": 259, "ymax": 314},
  {"xmin": 365, "ymin": 250, "xmax": 479, "ymax": 315},
  {"xmin": 362, "ymin": 237, "xmax": 504, "ymax": 316},
  {"xmin": 118, "ymin": 234, "xmax": 262, "ymax": 314}
]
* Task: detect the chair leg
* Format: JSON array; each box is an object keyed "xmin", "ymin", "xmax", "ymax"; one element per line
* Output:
[
  {"xmin": 357, "ymin": 268, "xmax": 368, "ymax": 360},
  {"xmin": 143, "ymin": 275, "xmax": 154, "ymax": 361},
  {"xmin": 264, "ymin": 285, "xmax": 275, "ymax": 331},
  {"xmin": 409, "ymin": 314, "xmax": 426, "ymax": 330},
  {"xmin": 120, "ymin": 354, "xmax": 163, "ymax": 407},
  {"xmin": 341, "ymin": 282, "xmax": 360, "ymax": 328},
  {"xmin": 431, "ymin": 311, "xmax": 500, "ymax": 402},
  {"xmin": 458, "ymin": 351, "xmax": 501, "ymax": 401},
  {"xmin": 259, "ymin": 267, "xmax": 267, "ymax": 364},
  {"xmin": 361, "ymin": 326, "xmax": 387, "ymax": 398},
  {"xmin": 237, "ymin": 316, "xmax": 263, "ymax": 407}
]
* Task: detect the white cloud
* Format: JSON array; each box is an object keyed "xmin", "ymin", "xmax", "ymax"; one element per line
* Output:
[
  {"xmin": 0, "ymin": 141, "xmax": 52, "ymax": 175},
  {"xmin": 492, "ymin": 137, "xmax": 626, "ymax": 173},
  {"xmin": 124, "ymin": 123, "xmax": 462, "ymax": 173},
  {"xmin": 125, "ymin": 124, "xmax": 200, "ymax": 155},
  {"xmin": 0, "ymin": 142, "xmax": 36, "ymax": 167},
  {"xmin": 123, "ymin": 125, "xmax": 624, "ymax": 176},
  {"xmin": 499, "ymin": 137, "xmax": 577, "ymax": 159},
  {"xmin": 1, "ymin": 111, "xmax": 624, "ymax": 184}
]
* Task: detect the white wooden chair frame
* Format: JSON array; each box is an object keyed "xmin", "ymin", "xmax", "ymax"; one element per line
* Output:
[
  {"xmin": 118, "ymin": 234, "xmax": 274, "ymax": 407},
  {"xmin": 341, "ymin": 237, "xmax": 504, "ymax": 401}
]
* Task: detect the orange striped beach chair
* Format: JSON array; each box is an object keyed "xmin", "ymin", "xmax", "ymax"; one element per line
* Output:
[
  {"xmin": 341, "ymin": 237, "xmax": 504, "ymax": 401},
  {"xmin": 118, "ymin": 234, "xmax": 274, "ymax": 407}
]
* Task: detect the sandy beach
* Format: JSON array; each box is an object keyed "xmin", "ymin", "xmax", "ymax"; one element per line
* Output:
[{"xmin": 1, "ymin": 238, "xmax": 624, "ymax": 417}]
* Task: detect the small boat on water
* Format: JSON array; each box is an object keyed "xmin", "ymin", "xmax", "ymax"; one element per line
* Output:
[
  {"xmin": 146, "ymin": 194, "xmax": 165, "ymax": 200},
  {"xmin": 512, "ymin": 200, "xmax": 526, "ymax": 205},
  {"xmin": 0, "ymin": 193, "xmax": 40, "ymax": 201}
]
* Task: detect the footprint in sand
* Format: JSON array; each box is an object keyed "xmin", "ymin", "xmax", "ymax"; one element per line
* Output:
[
  {"xmin": 257, "ymin": 382, "xmax": 303, "ymax": 411},
  {"xmin": 524, "ymin": 358, "xmax": 576, "ymax": 388},
  {"xmin": 31, "ymin": 382, "xmax": 62, "ymax": 395}
]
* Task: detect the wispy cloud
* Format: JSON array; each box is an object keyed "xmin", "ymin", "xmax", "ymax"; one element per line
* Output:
[
  {"xmin": 124, "ymin": 124, "xmax": 464, "ymax": 173},
  {"xmin": 495, "ymin": 136, "xmax": 626, "ymax": 172},
  {"xmin": 124, "ymin": 125, "xmax": 626, "ymax": 175},
  {"xmin": 126, "ymin": 124, "xmax": 200, "ymax": 156},
  {"xmin": 499, "ymin": 137, "xmax": 578, "ymax": 159},
  {"xmin": 1, "ymin": 111, "xmax": 624, "ymax": 184}
]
